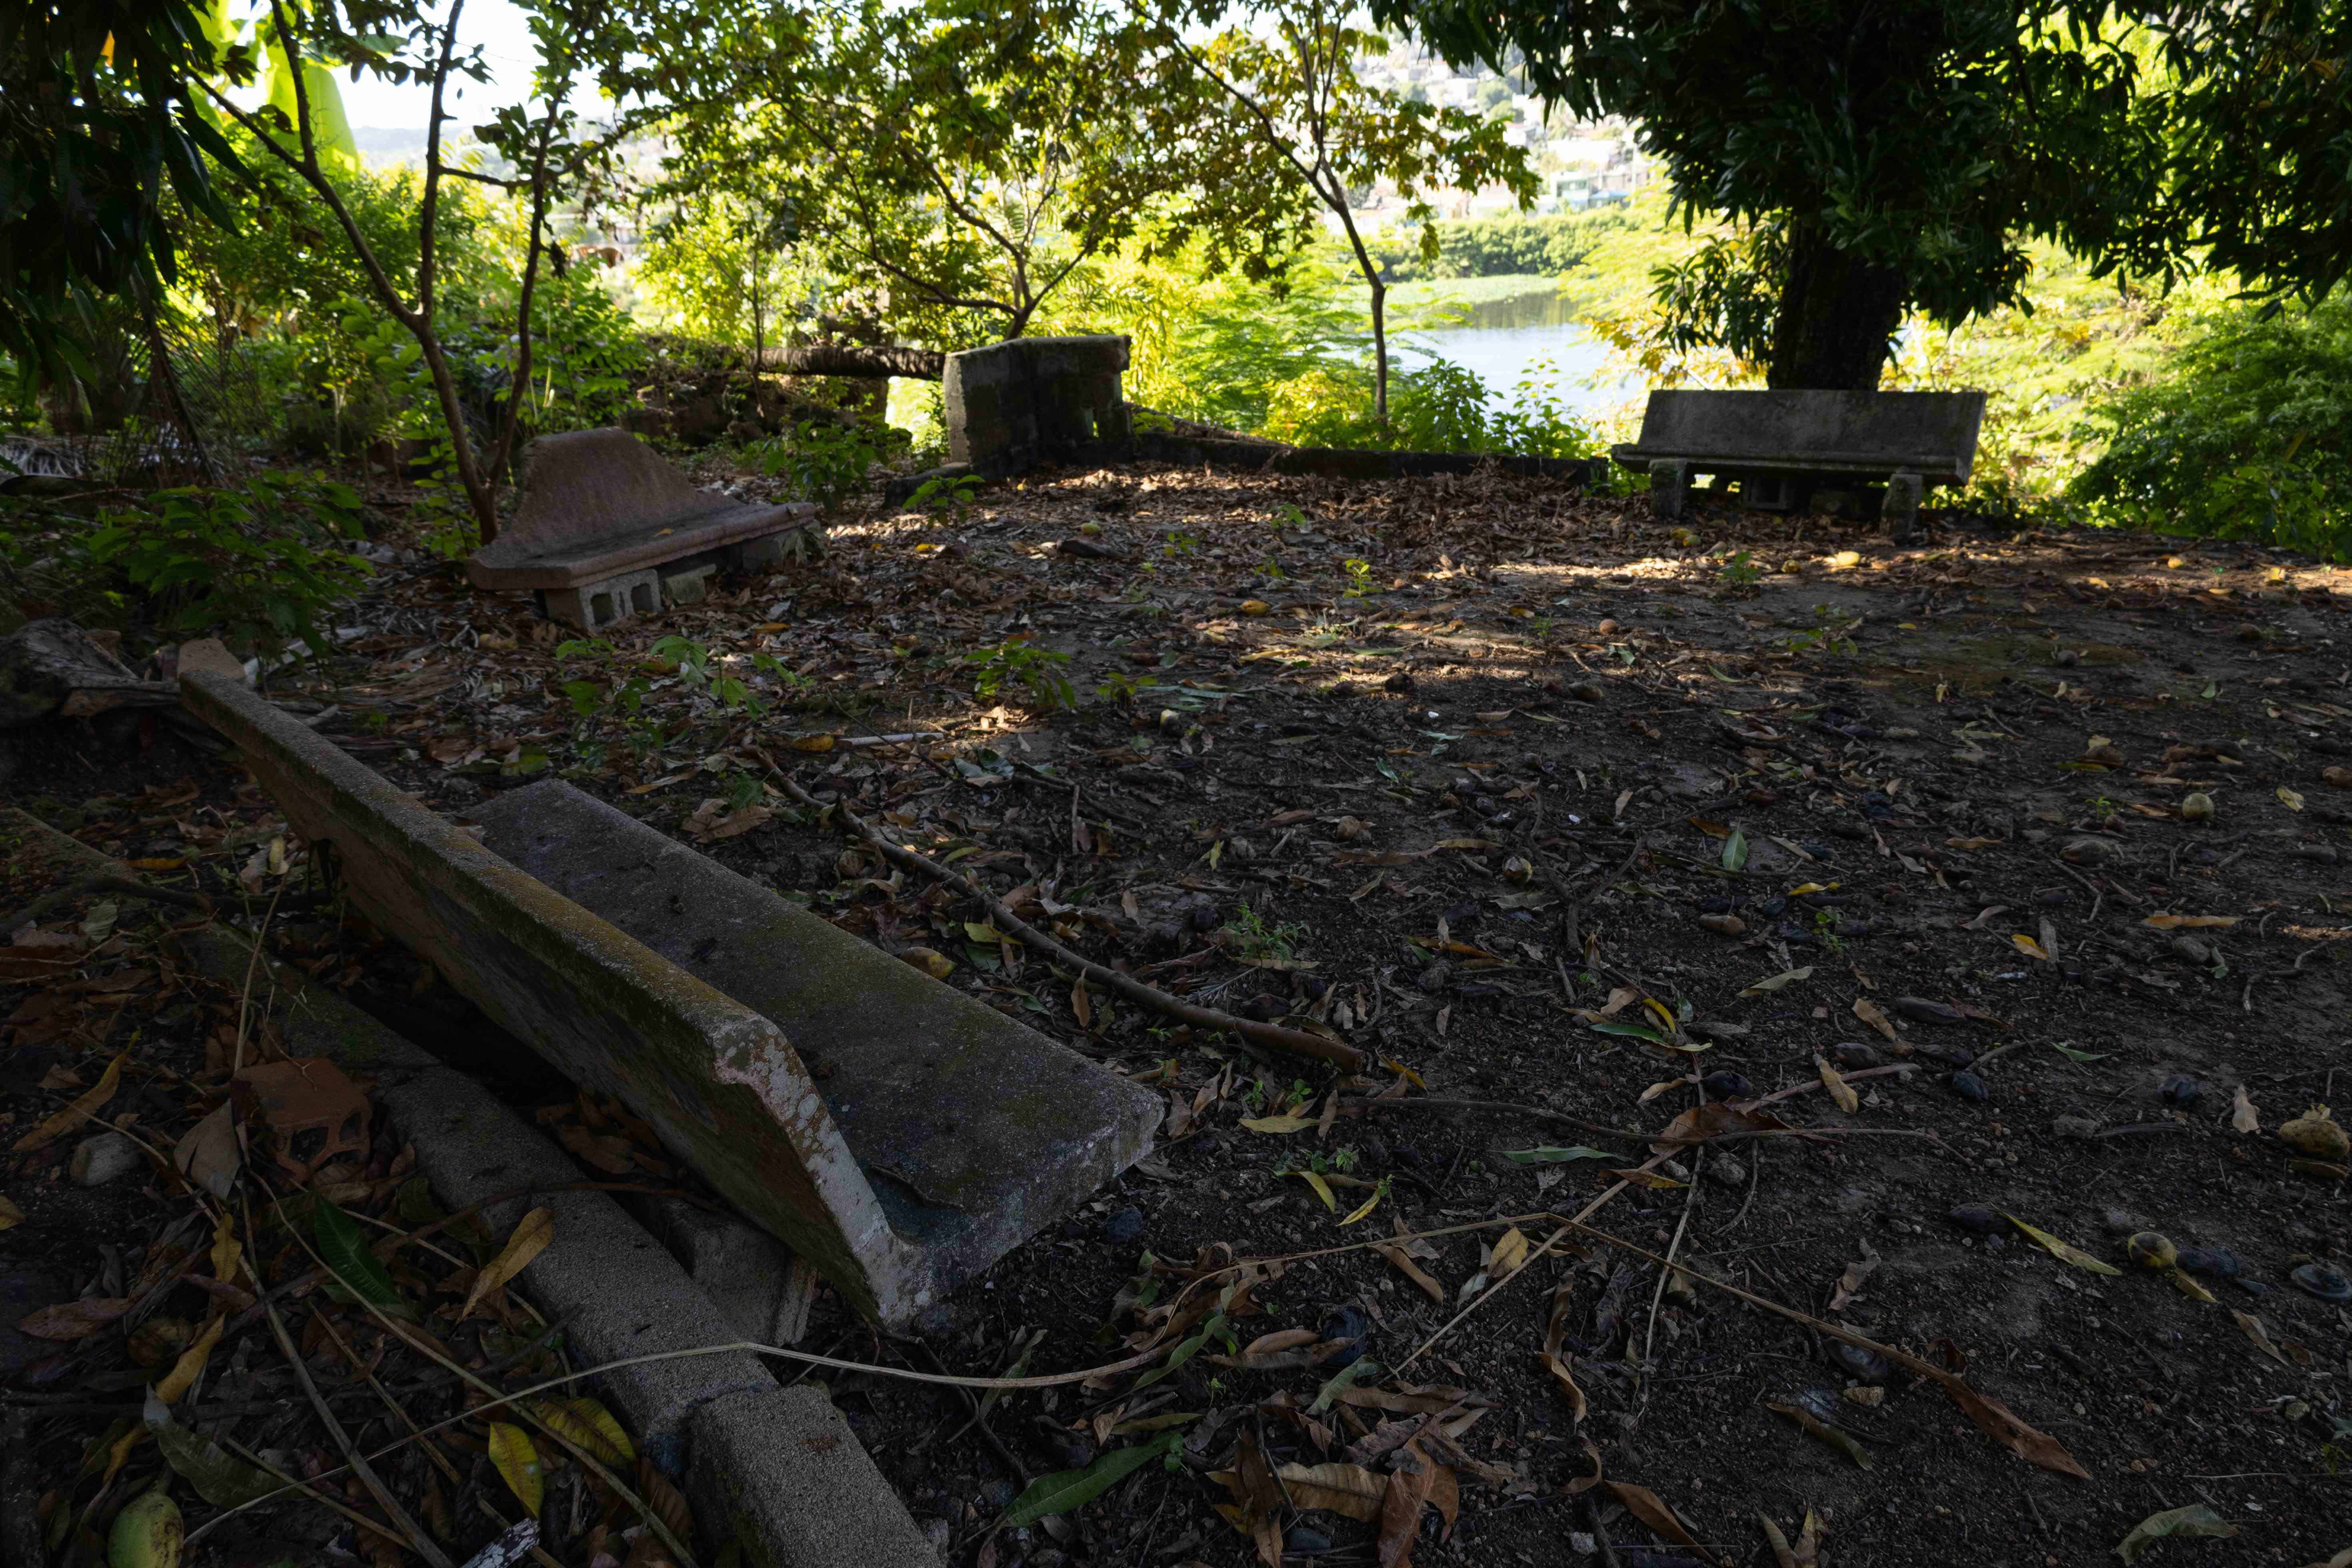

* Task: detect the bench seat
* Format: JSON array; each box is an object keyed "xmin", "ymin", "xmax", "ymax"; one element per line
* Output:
[
  {"xmin": 467, "ymin": 428, "xmax": 819, "ymax": 628},
  {"xmin": 1610, "ymin": 389, "xmax": 1985, "ymax": 536}
]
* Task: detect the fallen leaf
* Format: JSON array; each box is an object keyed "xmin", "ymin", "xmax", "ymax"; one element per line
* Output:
[
  {"xmin": 1488, "ymin": 1227, "xmax": 1529, "ymax": 1274},
  {"xmin": 1501, "ymin": 1146, "xmax": 1614, "ymax": 1164},
  {"xmin": 1742, "ymin": 965, "xmax": 1814, "ymax": 996},
  {"xmin": 1241, "ymin": 1115, "xmax": 1316, "ymax": 1135},
  {"xmin": 1828, "ymin": 1249, "xmax": 1879, "ymax": 1312},
  {"xmin": 151, "ymin": 1315, "xmax": 223, "ymax": 1404},
  {"xmin": 1943, "ymin": 1378, "xmax": 2090, "ymax": 1479},
  {"xmin": 2278, "ymin": 786, "xmax": 2306, "ymax": 812},
  {"xmin": 2010, "ymin": 933, "xmax": 2050, "ymax": 960},
  {"xmin": 1605, "ymin": 1481, "xmax": 1709, "ymax": 1556},
  {"xmin": 172, "ymin": 1103, "xmax": 239, "ymax": 1200},
  {"xmin": 1376, "ymin": 1446, "xmax": 1436, "ymax": 1568},
  {"xmin": 1291, "ymin": 1170, "xmax": 1336, "ymax": 1210},
  {"xmin": 2144, "ymin": 912, "xmax": 2240, "ymax": 930},
  {"xmin": 463, "ymin": 1208, "xmax": 554, "ymax": 1319},
  {"xmin": 531, "ymin": 1397, "xmax": 634, "ymax": 1466},
  {"xmin": 1540, "ymin": 1277, "xmax": 1587, "ymax": 1424},
  {"xmin": 17, "ymin": 1296, "xmax": 131, "ymax": 1340},
  {"xmin": 1816, "ymin": 1057, "xmax": 1859, "ymax": 1114},
  {"xmin": 13, "ymin": 1050, "xmax": 128, "ymax": 1152},
  {"xmin": 1007, "ymin": 1432, "xmax": 1180, "ymax": 1528},
  {"xmin": 2231, "ymin": 1311, "xmax": 2296, "ymax": 1369},
  {"xmin": 2231, "ymin": 1085, "xmax": 2261, "ymax": 1135},
  {"xmin": 1851, "ymin": 997, "xmax": 1899, "ymax": 1043},
  {"xmin": 2115, "ymin": 1504, "xmax": 2236, "ymax": 1564},
  {"xmin": 0, "ymin": 1196, "xmax": 20, "ymax": 1231},
  {"xmin": 898, "ymin": 946, "xmax": 954, "ymax": 980},
  {"xmin": 2002, "ymin": 1213, "xmax": 2123, "ymax": 1276},
  {"xmin": 1277, "ymin": 1461, "xmax": 1384, "ymax": 1522},
  {"xmin": 487, "ymin": 1423, "xmax": 543, "ymax": 1517},
  {"xmin": 1765, "ymin": 1401, "xmax": 1872, "ymax": 1468}
]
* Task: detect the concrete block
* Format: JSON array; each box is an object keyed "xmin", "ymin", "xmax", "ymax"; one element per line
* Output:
[
  {"xmin": 639, "ymin": 1196, "xmax": 811, "ymax": 1346},
  {"xmin": 660, "ymin": 562, "xmax": 717, "ymax": 606},
  {"xmin": 543, "ymin": 569, "xmax": 660, "ymax": 631},
  {"xmin": 689, "ymin": 1386, "xmax": 941, "ymax": 1568},
  {"xmin": 471, "ymin": 780, "xmax": 1162, "ymax": 1320}
]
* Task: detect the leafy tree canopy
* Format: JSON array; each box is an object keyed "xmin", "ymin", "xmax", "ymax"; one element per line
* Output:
[{"xmin": 1372, "ymin": 0, "xmax": 2352, "ymax": 389}]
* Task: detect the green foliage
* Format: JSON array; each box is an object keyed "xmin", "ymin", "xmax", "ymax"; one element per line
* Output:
[
  {"xmin": 904, "ymin": 472, "xmax": 982, "ymax": 523},
  {"xmin": 966, "ymin": 638, "xmax": 1075, "ymax": 709},
  {"xmin": 1223, "ymin": 906, "xmax": 1306, "ymax": 960},
  {"xmin": 84, "ymin": 472, "xmax": 372, "ymax": 656},
  {"xmin": 1263, "ymin": 349, "xmax": 1598, "ymax": 458},
  {"xmin": 1368, "ymin": 209, "xmax": 1629, "ymax": 282},
  {"xmin": 2072, "ymin": 291, "xmax": 2352, "ymax": 559},
  {"xmin": 748, "ymin": 421, "xmax": 890, "ymax": 512}
]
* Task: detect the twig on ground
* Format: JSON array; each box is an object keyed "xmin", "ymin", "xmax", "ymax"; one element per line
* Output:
[
  {"xmin": 259, "ymin": 1287, "xmax": 457, "ymax": 1568},
  {"xmin": 766, "ymin": 760, "xmax": 1364, "ymax": 1070},
  {"xmin": 1640, "ymin": 1144, "xmax": 1704, "ymax": 1376},
  {"xmin": 0, "ymin": 874, "xmax": 214, "ymax": 935}
]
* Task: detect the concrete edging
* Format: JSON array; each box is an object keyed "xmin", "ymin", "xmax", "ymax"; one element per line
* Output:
[{"xmin": 0, "ymin": 808, "xmax": 939, "ymax": 1568}]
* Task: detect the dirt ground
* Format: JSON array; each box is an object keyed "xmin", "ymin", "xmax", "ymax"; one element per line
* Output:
[{"xmin": 8, "ymin": 456, "xmax": 2352, "ymax": 1568}]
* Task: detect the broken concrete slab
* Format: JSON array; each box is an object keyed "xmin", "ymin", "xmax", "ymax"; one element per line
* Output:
[
  {"xmin": 470, "ymin": 778, "xmax": 1162, "ymax": 1314},
  {"xmin": 179, "ymin": 674, "xmax": 1160, "ymax": 1325},
  {"xmin": 944, "ymin": 334, "xmax": 1129, "ymax": 474},
  {"xmin": 465, "ymin": 428, "xmax": 820, "ymax": 628},
  {"xmin": 692, "ymin": 1385, "xmax": 940, "ymax": 1568}
]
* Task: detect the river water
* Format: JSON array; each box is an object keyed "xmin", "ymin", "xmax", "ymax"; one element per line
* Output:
[{"xmin": 1392, "ymin": 285, "xmax": 1637, "ymax": 421}]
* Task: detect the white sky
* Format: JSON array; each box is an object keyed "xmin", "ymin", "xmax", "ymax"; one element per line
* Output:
[{"xmin": 256, "ymin": 0, "xmax": 547, "ymax": 131}]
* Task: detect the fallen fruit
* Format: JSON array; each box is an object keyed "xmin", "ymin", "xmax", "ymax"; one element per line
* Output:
[
  {"xmin": 1949, "ymin": 1069, "xmax": 1989, "ymax": 1102},
  {"xmin": 2279, "ymin": 1105, "xmax": 2351, "ymax": 1161},
  {"xmin": 2126, "ymin": 1232, "xmax": 2178, "ymax": 1271},
  {"xmin": 2159, "ymin": 1074, "xmax": 2203, "ymax": 1107},
  {"xmin": 898, "ymin": 947, "xmax": 955, "ymax": 980},
  {"xmin": 108, "ymin": 1490, "xmax": 182, "ymax": 1568},
  {"xmin": 1698, "ymin": 913, "xmax": 1746, "ymax": 936},
  {"xmin": 2175, "ymin": 1246, "xmax": 2241, "ymax": 1280},
  {"xmin": 2180, "ymin": 792, "xmax": 2215, "ymax": 821}
]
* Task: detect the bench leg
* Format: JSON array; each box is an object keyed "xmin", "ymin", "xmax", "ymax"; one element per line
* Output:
[
  {"xmin": 542, "ymin": 569, "xmax": 660, "ymax": 631},
  {"xmin": 1883, "ymin": 470, "xmax": 1923, "ymax": 543},
  {"xmin": 1650, "ymin": 459, "xmax": 1690, "ymax": 522}
]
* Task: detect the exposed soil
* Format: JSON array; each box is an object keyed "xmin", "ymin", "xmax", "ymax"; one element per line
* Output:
[{"xmin": 10, "ymin": 457, "xmax": 2352, "ymax": 1568}]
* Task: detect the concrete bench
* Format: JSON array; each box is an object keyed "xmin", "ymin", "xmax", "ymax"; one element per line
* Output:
[
  {"xmin": 467, "ymin": 428, "xmax": 820, "ymax": 630},
  {"xmin": 180, "ymin": 672, "xmax": 1161, "ymax": 1327},
  {"xmin": 1610, "ymin": 390, "xmax": 1986, "ymax": 537}
]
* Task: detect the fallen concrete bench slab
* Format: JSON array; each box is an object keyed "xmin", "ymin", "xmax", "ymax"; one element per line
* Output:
[
  {"xmin": 180, "ymin": 671, "xmax": 1161, "ymax": 1327},
  {"xmin": 3, "ymin": 806, "xmax": 938, "ymax": 1566},
  {"xmin": 1610, "ymin": 389, "xmax": 1985, "ymax": 538},
  {"xmin": 466, "ymin": 428, "xmax": 821, "ymax": 630}
]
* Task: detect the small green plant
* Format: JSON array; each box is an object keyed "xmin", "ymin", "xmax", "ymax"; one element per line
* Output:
[
  {"xmin": 87, "ymin": 472, "xmax": 373, "ymax": 658},
  {"xmin": 966, "ymin": 638, "xmax": 1076, "ymax": 709},
  {"xmin": 1162, "ymin": 531, "xmax": 1201, "ymax": 559},
  {"xmin": 750, "ymin": 420, "xmax": 886, "ymax": 512},
  {"xmin": 1716, "ymin": 549, "xmax": 1763, "ymax": 589},
  {"xmin": 906, "ymin": 471, "xmax": 982, "ymax": 524},
  {"xmin": 1341, "ymin": 557, "xmax": 1374, "ymax": 598},
  {"xmin": 1272, "ymin": 502, "xmax": 1309, "ymax": 531},
  {"xmin": 1258, "ymin": 557, "xmax": 1287, "ymax": 581},
  {"xmin": 1223, "ymin": 906, "xmax": 1307, "ymax": 962},
  {"xmin": 1096, "ymin": 668, "xmax": 1148, "ymax": 705}
]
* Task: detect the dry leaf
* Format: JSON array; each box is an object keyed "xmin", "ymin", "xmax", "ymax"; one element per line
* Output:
[
  {"xmin": 2002, "ymin": 1213, "xmax": 2122, "ymax": 1276},
  {"xmin": 1851, "ymin": 997, "xmax": 1898, "ymax": 1042},
  {"xmin": 2010, "ymin": 933, "xmax": 2050, "ymax": 960},
  {"xmin": 2116, "ymin": 1504, "xmax": 2236, "ymax": 1564},
  {"xmin": 152, "ymin": 1315, "xmax": 223, "ymax": 1404},
  {"xmin": 17, "ymin": 1296, "xmax": 132, "ymax": 1340},
  {"xmin": 1241, "ymin": 1115, "xmax": 1317, "ymax": 1134},
  {"xmin": 1292, "ymin": 1170, "xmax": 1337, "ymax": 1210},
  {"xmin": 13, "ymin": 1049, "xmax": 128, "ymax": 1152},
  {"xmin": 2231, "ymin": 1311, "xmax": 2296, "ymax": 1369},
  {"xmin": 463, "ymin": 1208, "xmax": 554, "ymax": 1319},
  {"xmin": 2230, "ymin": 1084, "xmax": 2261, "ymax": 1134},
  {"xmin": 1827, "ymin": 1248, "xmax": 1878, "ymax": 1311},
  {"xmin": 1376, "ymin": 1446, "xmax": 1437, "ymax": 1568},
  {"xmin": 1815, "ymin": 1056, "xmax": 1859, "ymax": 1114},
  {"xmin": 0, "ymin": 1195, "xmax": 20, "ymax": 1231},
  {"xmin": 2277, "ymin": 786, "xmax": 2306, "ymax": 812},
  {"xmin": 1276, "ymin": 1461, "xmax": 1384, "ymax": 1522},
  {"xmin": 533, "ymin": 1397, "xmax": 635, "ymax": 1466},
  {"xmin": 1604, "ymin": 1481, "xmax": 1708, "ymax": 1556},
  {"xmin": 2145, "ymin": 913, "xmax": 2239, "ymax": 930},
  {"xmin": 898, "ymin": 946, "xmax": 954, "ymax": 980},
  {"xmin": 1540, "ymin": 1277, "xmax": 1588, "ymax": 1424},
  {"xmin": 1488, "ymin": 1227, "xmax": 1529, "ymax": 1274},
  {"xmin": 1741, "ymin": 965, "xmax": 1813, "ymax": 996}
]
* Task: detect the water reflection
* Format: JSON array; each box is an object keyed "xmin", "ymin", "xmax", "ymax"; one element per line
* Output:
[{"xmin": 1396, "ymin": 285, "xmax": 1635, "ymax": 416}]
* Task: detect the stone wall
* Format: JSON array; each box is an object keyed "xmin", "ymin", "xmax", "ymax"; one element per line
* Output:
[{"xmin": 942, "ymin": 334, "xmax": 1131, "ymax": 473}]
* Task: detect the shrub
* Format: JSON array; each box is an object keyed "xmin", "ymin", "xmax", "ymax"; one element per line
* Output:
[
  {"xmin": 86, "ymin": 472, "xmax": 373, "ymax": 656},
  {"xmin": 2071, "ymin": 292, "xmax": 2352, "ymax": 559}
]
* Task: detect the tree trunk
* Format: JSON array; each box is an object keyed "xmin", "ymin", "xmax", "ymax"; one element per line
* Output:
[
  {"xmin": 1766, "ymin": 221, "xmax": 1908, "ymax": 391},
  {"xmin": 0, "ymin": 621, "xmax": 178, "ymax": 730},
  {"xmin": 1370, "ymin": 277, "xmax": 1390, "ymax": 427},
  {"xmin": 757, "ymin": 344, "xmax": 946, "ymax": 379}
]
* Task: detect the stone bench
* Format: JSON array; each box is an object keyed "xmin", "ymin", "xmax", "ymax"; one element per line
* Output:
[
  {"xmin": 467, "ymin": 428, "xmax": 821, "ymax": 630},
  {"xmin": 180, "ymin": 672, "xmax": 1161, "ymax": 1326},
  {"xmin": 1610, "ymin": 390, "xmax": 1986, "ymax": 538}
]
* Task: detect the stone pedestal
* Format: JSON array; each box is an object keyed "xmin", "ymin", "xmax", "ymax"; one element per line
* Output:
[{"xmin": 944, "ymin": 335, "xmax": 1130, "ymax": 473}]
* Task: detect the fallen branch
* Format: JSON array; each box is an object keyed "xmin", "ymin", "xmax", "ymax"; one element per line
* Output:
[
  {"xmin": 1, "ymin": 875, "xmax": 214, "ymax": 936},
  {"xmin": 767, "ymin": 763, "xmax": 1365, "ymax": 1071}
]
